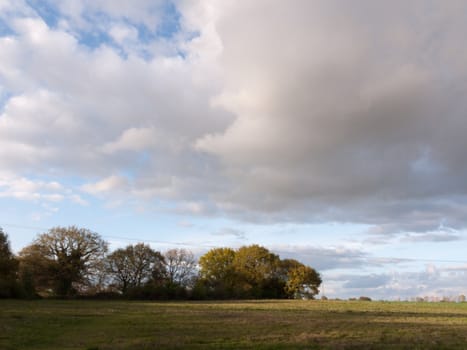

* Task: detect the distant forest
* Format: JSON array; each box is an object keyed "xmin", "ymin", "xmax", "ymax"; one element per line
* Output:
[{"xmin": 0, "ymin": 226, "xmax": 321, "ymax": 300}]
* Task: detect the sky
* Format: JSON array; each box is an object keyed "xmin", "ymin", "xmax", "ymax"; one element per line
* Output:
[{"xmin": 1, "ymin": 0, "xmax": 467, "ymax": 300}]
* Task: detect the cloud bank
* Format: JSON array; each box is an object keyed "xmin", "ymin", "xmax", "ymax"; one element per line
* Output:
[{"xmin": 2, "ymin": 0, "xmax": 467, "ymax": 237}]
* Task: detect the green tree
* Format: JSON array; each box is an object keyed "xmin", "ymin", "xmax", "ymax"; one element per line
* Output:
[
  {"xmin": 285, "ymin": 263, "xmax": 322, "ymax": 299},
  {"xmin": 198, "ymin": 247, "xmax": 236, "ymax": 297},
  {"xmin": 233, "ymin": 245, "xmax": 281, "ymax": 298},
  {"xmin": 107, "ymin": 243, "xmax": 164, "ymax": 293},
  {"xmin": 0, "ymin": 228, "xmax": 19, "ymax": 298},
  {"xmin": 19, "ymin": 226, "xmax": 108, "ymax": 297},
  {"xmin": 197, "ymin": 246, "xmax": 323, "ymax": 299},
  {"xmin": 18, "ymin": 243, "xmax": 52, "ymax": 296}
]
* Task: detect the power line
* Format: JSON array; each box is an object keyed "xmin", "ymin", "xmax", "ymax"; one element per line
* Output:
[
  {"xmin": 3, "ymin": 222, "xmax": 467, "ymax": 264},
  {"xmin": 0, "ymin": 223, "xmax": 218, "ymax": 249},
  {"xmin": 103, "ymin": 235, "xmax": 219, "ymax": 249}
]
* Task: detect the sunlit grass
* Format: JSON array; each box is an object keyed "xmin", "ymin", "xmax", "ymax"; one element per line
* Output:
[{"xmin": 1, "ymin": 299, "xmax": 467, "ymax": 349}]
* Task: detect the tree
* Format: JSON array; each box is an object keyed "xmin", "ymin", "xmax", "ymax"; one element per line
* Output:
[
  {"xmin": 232, "ymin": 245, "xmax": 281, "ymax": 297},
  {"xmin": 285, "ymin": 263, "xmax": 322, "ymax": 299},
  {"xmin": 199, "ymin": 247, "xmax": 236, "ymax": 282},
  {"xmin": 163, "ymin": 248, "xmax": 197, "ymax": 288},
  {"xmin": 197, "ymin": 245, "xmax": 323, "ymax": 299},
  {"xmin": 19, "ymin": 226, "xmax": 108, "ymax": 297},
  {"xmin": 18, "ymin": 243, "xmax": 51, "ymax": 296},
  {"xmin": 198, "ymin": 247, "xmax": 236, "ymax": 297},
  {"xmin": 107, "ymin": 243, "xmax": 164, "ymax": 293},
  {"xmin": 0, "ymin": 228, "xmax": 19, "ymax": 298}
]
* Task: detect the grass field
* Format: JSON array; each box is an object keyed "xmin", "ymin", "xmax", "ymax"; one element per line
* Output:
[{"xmin": 1, "ymin": 299, "xmax": 467, "ymax": 349}]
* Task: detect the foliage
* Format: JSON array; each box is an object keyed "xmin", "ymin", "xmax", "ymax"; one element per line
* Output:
[
  {"xmin": 284, "ymin": 263, "xmax": 322, "ymax": 299},
  {"xmin": 18, "ymin": 243, "xmax": 51, "ymax": 297},
  {"xmin": 198, "ymin": 245, "xmax": 321, "ymax": 299},
  {"xmin": 0, "ymin": 228, "xmax": 20, "ymax": 298},
  {"xmin": 106, "ymin": 243, "xmax": 164, "ymax": 293},
  {"xmin": 231, "ymin": 245, "xmax": 281, "ymax": 298},
  {"xmin": 19, "ymin": 226, "xmax": 108, "ymax": 297},
  {"xmin": 198, "ymin": 247, "xmax": 236, "ymax": 298},
  {"xmin": 9, "ymin": 226, "xmax": 321, "ymax": 300}
]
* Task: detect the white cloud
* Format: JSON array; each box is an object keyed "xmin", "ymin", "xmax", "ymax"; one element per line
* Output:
[
  {"xmin": 108, "ymin": 23, "xmax": 138, "ymax": 45},
  {"xmin": 1, "ymin": 0, "xmax": 467, "ymax": 240},
  {"xmin": 0, "ymin": 3, "xmax": 229, "ymax": 202},
  {"xmin": 328, "ymin": 264, "xmax": 467, "ymax": 300},
  {"xmin": 42, "ymin": 194, "xmax": 64, "ymax": 202},
  {"xmin": 81, "ymin": 175, "xmax": 129, "ymax": 195},
  {"xmin": 0, "ymin": 175, "xmax": 85, "ymax": 210},
  {"xmin": 212, "ymin": 227, "xmax": 246, "ymax": 240},
  {"xmin": 101, "ymin": 127, "xmax": 162, "ymax": 154},
  {"xmin": 69, "ymin": 194, "xmax": 88, "ymax": 206},
  {"xmin": 5, "ymin": 1, "xmax": 467, "ymax": 300}
]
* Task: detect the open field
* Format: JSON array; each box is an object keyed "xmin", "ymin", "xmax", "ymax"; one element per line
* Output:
[{"xmin": 1, "ymin": 300, "xmax": 467, "ymax": 349}]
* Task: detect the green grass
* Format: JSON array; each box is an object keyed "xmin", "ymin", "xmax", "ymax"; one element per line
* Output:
[{"xmin": 1, "ymin": 299, "xmax": 467, "ymax": 349}]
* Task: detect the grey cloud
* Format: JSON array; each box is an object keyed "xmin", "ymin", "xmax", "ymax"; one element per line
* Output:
[
  {"xmin": 212, "ymin": 228, "xmax": 246, "ymax": 240},
  {"xmin": 442, "ymin": 266, "xmax": 467, "ymax": 273},
  {"xmin": 273, "ymin": 245, "xmax": 372, "ymax": 271},
  {"xmin": 342, "ymin": 274, "xmax": 391, "ymax": 289},
  {"xmin": 195, "ymin": 1, "xmax": 467, "ymax": 232},
  {"xmin": 271, "ymin": 239, "xmax": 420, "ymax": 271},
  {"xmin": 390, "ymin": 267, "xmax": 467, "ymax": 298},
  {"xmin": 2, "ymin": 1, "xmax": 467, "ymax": 236},
  {"xmin": 325, "ymin": 265, "xmax": 467, "ymax": 299},
  {"xmin": 401, "ymin": 232, "xmax": 463, "ymax": 243}
]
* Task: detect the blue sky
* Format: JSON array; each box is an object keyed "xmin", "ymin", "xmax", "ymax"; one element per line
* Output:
[{"xmin": 1, "ymin": 0, "xmax": 467, "ymax": 300}]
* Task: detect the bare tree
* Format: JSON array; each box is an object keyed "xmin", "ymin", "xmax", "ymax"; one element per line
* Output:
[{"xmin": 163, "ymin": 248, "xmax": 197, "ymax": 288}]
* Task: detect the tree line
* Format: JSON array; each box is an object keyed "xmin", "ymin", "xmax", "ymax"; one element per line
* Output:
[{"xmin": 0, "ymin": 226, "xmax": 321, "ymax": 300}]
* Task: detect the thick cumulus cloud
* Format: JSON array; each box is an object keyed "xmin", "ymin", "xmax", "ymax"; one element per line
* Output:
[
  {"xmin": 0, "ymin": 0, "xmax": 230, "ymax": 207},
  {"xmin": 2, "ymin": 0, "xmax": 467, "ymax": 236},
  {"xmin": 195, "ymin": 0, "xmax": 467, "ymax": 233}
]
